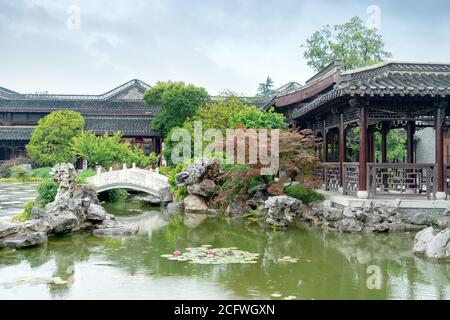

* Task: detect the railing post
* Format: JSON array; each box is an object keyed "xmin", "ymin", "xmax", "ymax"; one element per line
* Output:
[{"xmin": 96, "ymin": 166, "xmax": 102, "ymax": 175}]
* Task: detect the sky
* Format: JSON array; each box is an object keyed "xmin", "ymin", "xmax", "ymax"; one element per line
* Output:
[{"xmin": 1, "ymin": 0, "xmax": 450, "ymax": 96}]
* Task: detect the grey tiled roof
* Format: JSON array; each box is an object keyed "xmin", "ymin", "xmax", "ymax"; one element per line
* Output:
[
  {"xmin": 0, "ymin": 127, "xmax": 34, "ymax": 140},
  {"xmin": 0, "ymin": 99, "xmax": 160, "ymax": 114},
  {"xmin": 292, "ymin": 61, "xmax": 450, "ymax": 119},
  {"xmin": 84, "ymin": 116, "xmax": 158, "ymax": 136},
  {"xmin": 0, "ymin": 117, "xmax": 158, "ymax": 141}
]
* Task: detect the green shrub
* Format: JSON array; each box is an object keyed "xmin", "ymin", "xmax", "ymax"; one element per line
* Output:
[
  {"xmin": 284, "ymin": 184, "xmax": 325, "ymax": 205},
  {"xmin": 10, "ymin": 166, "xmax": 33, "ymax": 182},
  {"xmin": 13, "ymin": 200, "xmax": 35, "ymax": 222},
  {"xmin": 36, "ymin": 179, "xmax": 58, "ymax": 207},
  {"xmin": 0, "ymin": 158, "xmax": 29, "ymax": 178},
  {"xmin": 161, "ymin": 163, "xmax": 189, "ymax": 201},
  {"xmin": 108, "ymin": 189, "xmax": 128, "ymax": 202},
  {"xmin": 31, "ymin": 167, "xmax": 52, "ymax": 179},
  {"xmin": 76, "ymin": 169, "xmax": 96, "ymax": 184}
]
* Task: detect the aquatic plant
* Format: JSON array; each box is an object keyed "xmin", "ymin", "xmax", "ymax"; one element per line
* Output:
[{"xmin": 161, "ymin": 245, "xmax": 259, "ymax": 265}]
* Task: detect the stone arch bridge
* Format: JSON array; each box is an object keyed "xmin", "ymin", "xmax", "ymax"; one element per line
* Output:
[{"xmin": 86, "ymin": 164, "xmax": 169, "ymax": 197}]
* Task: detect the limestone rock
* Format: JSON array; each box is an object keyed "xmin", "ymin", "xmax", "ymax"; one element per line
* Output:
[
  {"xmin": 413, "ymin": 227, "xmax": 439, "ymax": 255},
  {"xmin": 0, "ymin": 222, "xmax": 20, "ymax": 238},
  {"xmin": 187, "ymin": 179, "xmax": 219, "ymax": 198},
  {"xmin": 184, "ymin": 195, "xmax": 208, "ymax": 212},
  {"xmin": 159, "ymin": 186, "xmax": 173, "ymax": 205},
  {"xmin": 86, "ymin": 204, "xmax": 107, "ymax": 221},
  {"xmin": 135, "ymin": 194, "xmax": 161, "ymax": 205},
  {"xmin": 0, "ymin": 231, "xmax": 47, "ymax": 249},
  {"xmin": 175, "ymin": 159, "xmax": 220, "ymax": 186},
  {"xmin": 93, "ymin": 224, "xmax": 139, "ymax": 237},
  {"xmin": 265, "ymin": 196, "xmax": 302, "ymax": 228},
  {"xmin": 338, "ymin": 218, "xmax": 363, "ymax": 233},
  {"xmin": 48, "ymin": 212, "xmax": 79, "ymax": 235},
  {"xmin": 424, "ymin": 228, "xmax": 450, "ymax": 260},
  {"xmin": 225, "ymin": 201, "xmax": 253, "ymax": 216}
]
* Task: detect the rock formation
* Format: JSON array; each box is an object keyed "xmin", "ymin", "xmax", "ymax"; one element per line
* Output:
[
  {"xmin": 302, "ymin": 200, "xmax": 425, "ymax": 233},
  {"xmin": 0, "ymin": 163, "xmax": 138, "ymax": 250},
  {"xmin": 175, "ymin": 159, "xmax": 221, "ymax": 213},
  {"xmin": 413, "ymin": 226, "xmax": 450, "ymax": 260}
]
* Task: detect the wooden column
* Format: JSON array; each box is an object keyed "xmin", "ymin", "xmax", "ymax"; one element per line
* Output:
[
  {"xmin": 381, "ymin": 122, "xmax": 389, "ymax": 163},
  {"xmin": 435, "ymin": 102, "xmax": 447, "ymax": 199},
  {"xmin": 367, "ymin": 127, "xmax": 375, "ymax": 163},
  {"xmin": 322, "ymin": 120, "xmax": 328, "ymax": 162},
  {"xmin": 339, "ymin": 113, "xmax": 346, "ymax": 190},
  {"xmin": 406, "ymin": 121, "xmax": 415, "ymax": 163},
  {"xmin": 356, "ymin": 100, "xmax": 368, "ymax": 198},
  {"xmin": 330, "ymin": 131, "xmax": 336, "ymax": 162}
]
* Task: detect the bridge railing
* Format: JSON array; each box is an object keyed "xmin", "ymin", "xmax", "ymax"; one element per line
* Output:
[{"xmin": 86, "ymin": 163, "xmax": 169, "ymax": 191}]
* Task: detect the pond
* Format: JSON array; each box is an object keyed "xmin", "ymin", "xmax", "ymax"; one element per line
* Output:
[{"xmin": 0, "ymin": 198, "xmax": 449, "ymax": 300}]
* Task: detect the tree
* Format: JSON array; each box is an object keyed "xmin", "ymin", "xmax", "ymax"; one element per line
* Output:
[
  {"xmin": 229, "ymin": 106, "xmax": 288, "ymax": 130},
  {"xmin": 143, "ymin": 81, "xmax": 209, "ymax": 138},
  {"xmin": 163, "ymin": 94, "xmax": 251, "ymax": 165},
  {"xmin": 303, "ymin": 16, "xmax": 392, "ymax": 72},
  {"xmin": 71, "ymin": 131, "xmax": 160, "ymax": 168},
  {"xmin": 27, "ymin": 110, "xmax": 84, "ymax": 166},
  {"xmin": 257, "ymin": 77, "xmax": 274, "ymax": 95}
]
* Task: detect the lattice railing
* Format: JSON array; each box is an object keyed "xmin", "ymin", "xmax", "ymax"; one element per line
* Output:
[
  {"xmin": 343, "ymin": 163, "xmax": 359, "ymax": 196},
  {"xmin": 367, "ymin": 163, "xmax": 435, "ymax": 199},
  {"xmin": 315, "ymin": 163, "xmax": 340, "ymax": 192}
]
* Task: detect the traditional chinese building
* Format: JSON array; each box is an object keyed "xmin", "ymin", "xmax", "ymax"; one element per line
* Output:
[
  {"xmin": 268, "ymin": 60, "xmax": 450, "ymax": 200},
  {"xmin": 0, "ymin": 79, "xmax": 162, "ymax": 163}
]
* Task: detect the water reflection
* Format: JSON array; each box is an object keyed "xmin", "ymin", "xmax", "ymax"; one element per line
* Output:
[{"xmin": 0, "ymin": 203, "xmax": 449, "ymax": 300}]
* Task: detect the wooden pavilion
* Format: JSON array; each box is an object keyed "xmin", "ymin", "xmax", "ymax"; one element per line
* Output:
[{"xmin": 268, "ymin": 60, "xmax": 450, "ymax": 200}]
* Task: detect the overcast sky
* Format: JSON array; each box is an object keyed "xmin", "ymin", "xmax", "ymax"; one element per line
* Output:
[{"xmin": 1, "ymin": 0, "xmax": 449, "ymax": 96}]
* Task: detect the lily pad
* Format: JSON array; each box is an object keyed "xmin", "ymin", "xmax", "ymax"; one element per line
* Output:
[{"xmin": 161, "ymin": 247, "xmax": 260, "ymax": 265}]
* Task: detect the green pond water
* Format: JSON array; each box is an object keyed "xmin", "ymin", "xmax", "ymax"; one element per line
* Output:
[{"xmin": 0, "ymin": 199, "xmax": 449, "ymax": 300}]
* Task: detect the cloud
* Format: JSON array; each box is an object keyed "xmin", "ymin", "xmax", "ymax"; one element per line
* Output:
[{"xmin": 0, "ymin": 0, "xmax": 449, "ymax": 95}]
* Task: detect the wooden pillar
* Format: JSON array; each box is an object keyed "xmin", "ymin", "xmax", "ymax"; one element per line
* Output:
[
  {"xmin": 367, "ymin": 127, "xmax": 375, "ymax": 163},
  {"xmin": 356, "ymin": 100, "xmax": 368, "ymax": 198},
  {"xmin": 339, "ymin": 113, "xmax": 346, "ymax": 190},
  {"xmin": 330, "ymin": 130, "xmax": 336, "ymax": 162},
  {"xmin": 323, "ymin": 120, "xmax": 328, "ymax": 162},
  {"xmin": 381, "ymin": 122, "xmax": 389, "ymax": 163},
  {"xmin": 435, "ymin": 102, "xmax": 447, "ymax": 199},
  {"xmin": 406, "ymin": 121, "xmax": 415, "ymax": 163}
]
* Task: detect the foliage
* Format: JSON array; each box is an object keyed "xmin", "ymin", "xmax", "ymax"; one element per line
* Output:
[
  {"xmin": 107, "ymin": 189, "xmax": 128, "ymax": 202},
  {"xmin": 163, "ymin": 95, "xmax": 251, "ymax": 165},
  {"xmin": 257, "ymin": 77, "xmax": 274, "ymax": 95},
  {"xmin": 303, "ymin": 16, "xmax": 392, "ymax": 72},
  {"xmin": 346, "ymin": 127, "xmax": 407, "ymax": 162},
  {"xmin": 76, "ymin": 169, "xmax": 96, "ymax": 184},
  {"xmin": 36, "ymin": 179, "xmax": 58, "ymax": 207},
  {"xmin": 71, "ymin": 131, "xmax": 159, "ymax": 168},
  {"xmin": 31, "ymin": 167, "xmax": 52, "ymax": 179},
  {"xmin": 27, "ymin": 110, "xmax": 85, "ymax": 166},
  {"xmin": 13, "ymin": 200, "xmax": 35, "ymax": 222},
  {"xmin": 284, "ymin": 184, "xmax": 325, "ymax": 205},
  {"xmin": 10, "ymin": 166, "xmax": 32, "ymax": 182},
  {"xmin": 143, "ymin": 81, "xmax": 209, "ymax": 138},
  {"xmin": 0, "ymin": 158, "xmax": 30, "ymax": 178},
  {"xmin": 161, "ymin": 163, "xmax": 189, "ymax": 201},
  {"xmin": 229, "ymin": 106, "xmax": 287, "ymax": 130}
]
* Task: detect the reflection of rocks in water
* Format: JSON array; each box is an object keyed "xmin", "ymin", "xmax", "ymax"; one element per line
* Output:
[
  {"xmin": 122, "ymin": 211, "xmax": 169, "ymax": 237},
  {"xmin": 183, "ymin": 213, "xmax": 208, "ymax": 229}
]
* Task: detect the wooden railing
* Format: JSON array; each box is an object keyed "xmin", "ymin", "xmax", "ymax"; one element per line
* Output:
[
  {"xmin": 343, "ymin": 163, "xmax": 359, "ymax": 196},
  {"xmin": 367, "ymin": 163, "xmax": 435, "ymax": 199},
  {"xmin": 316, "ymin": 162, "xmax": 340, "ymax": 192}
]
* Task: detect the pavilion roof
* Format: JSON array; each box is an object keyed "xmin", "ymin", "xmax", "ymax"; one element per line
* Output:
[
  {"xmin": 0, "ymin": 126, "xmax": 34, "ymax": 140},
  {"xmin": 288, "ymin": 61, "xmax": 450, "ymax": 119}
]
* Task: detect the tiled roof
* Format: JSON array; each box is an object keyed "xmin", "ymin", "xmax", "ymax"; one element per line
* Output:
[
  {"xmin": 0, "ymin": 117, "xmax": 158, "ymax": 141},
  {"xmin": 84, "ymin": 116, "xmax": 158, "ymax": 136},
  {"xmin": 0, "ymin": 127, "xmax": 34, "ymax": 140},
  {"xmin": 291, "ymin": 61, "xmax": 450, "ymax": 119},
  {"xmin": 0, "ymin": 99, "xmax": 160, "ymax": 114}
]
